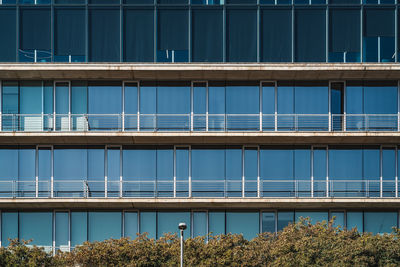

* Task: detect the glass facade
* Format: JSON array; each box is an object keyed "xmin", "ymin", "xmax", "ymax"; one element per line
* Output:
[
  {"xmin": 1, "ymin": 2, "xmax": 400, "ymax": 62},
  {"xmin": 0, "ymin": 145, "xmax": 397, "ymax": 198},
  {"xmin": 0, "ymin": 209, "xmax": 397, "ymax": 251},
  {"xmin": 0, "ymin": 80, "xmax": 399, "ymax": 132}
]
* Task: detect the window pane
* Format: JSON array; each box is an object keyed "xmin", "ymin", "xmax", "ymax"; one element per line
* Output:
[
  {"xmin": 157, "ymin": 9, "xmax": 188, "ymax": 62},
  {"xmin": 226, "ymin": 82, "xmax": 259, "ymax": 114},
  {"xmin": 226, "ymin": 147, "xmax": 242, "ymax": 180},
  {"xmin": 192, "ymin": 147, "xmax": 224, "ymax": 180},
  {"xmin": 55, "ymin": 212, "xmax": 69, "ymax": 250},
  {"xmin": 313, "ymin": 148, "xmax": 326, "ymax": 180},
  {"xmin": 55, "ymin": 82, "xmax": 69, "ymax": 114},
  {"xmin": 140, "ymin": 211, "xmax": 156, "ymax": 239},
  {"xmin": 88, "ymin": 147, "xmax": 104, "ymax": 180},
  {"xmin": 260, "ymin": 147, "xmax": 293, "ymax": 180},
  {"xmin": 0, "ymin": 147, "xmax": 17, "ymax": 180},
  {"xmin": 364, "ymin": 212, "xmax": 397, "ymax": 234},
  {"xmin": 54, "ymin": 8, "xmax": 85, "ymax": 61},
  {"xmin": 363, "ymin": 147, "xmax": 380, "ymax": 180},
  {"xmin": 383, "ymin": 148, "xmax": 396, "ymax": 180},
  {"xmin": 277, "ymin": 82, "xmax": 294, "ymax": 114},
  {"xmin": 124, "ymin": 8, "xmax": 154, "ymax": 62},
  {"xmin": 2, "ymin": 81, "xmax": 18, "ymax": 114},
  {"xmin": 192, "ymin": 8, "xmax": 223, "ymax": 62},
  {"xmin": 208, "ymin": 82, "xmax": 225, "ymax": 114},
  {"xmin": 331, "ymin": 211, "xmax": 345, "ymax": 229},
  {"xmin": 157, "ymin": 211, "xmax": 191, "ymax": 239},
  {"xmin": 157, "ymin": 147, "xmax": 173, "ymax": 181},
  {"xmin": 329, "ymin": 147, "xmax": 362, "ymax": 180},
  {"xmin": 18, "ymin": 147, "xmax": 35, "ymax": 182},
  {"xmin": 193, "ymin": 211, "xmax": 207, "ymax": 237},
  {"xmin": 107, "ymin": 147, "xmax": 120, "ymax": 181},
  {"xmin": 294, "ymin": 148, "xmax": 310, "ymax": 180},
  {"xmin": 20, "ymin": 81, "xmax": 42, "ymax": 114},
  {"xmin": 227, "ymin": 9, "xmax": 257, "ymax": 62},
  {"xmin": 329, "ymin": 9, "xmax": 360, "ymax": 62},
  {"xmin": 294, "ymin": 82, "xmax": 328, "ymax": 114},
  {"xmin": 209, "ymin": 211, "xmax": 225, "ymax": 235},
  {"xmin": 124, "ymin": 82, "xmax": 138, "ymax": 114},
  {"xmin": 139, "ymin": 83, "xmax": 156, "ymax": 114},
  {"xmin": 71, "ymin": 81, "xmax": 87, "ymax": 114},
  {"xmin": 20, "ymin": 212, "xmax": 52, "ymax": 247},
  {"xmin": 54, "ymin": 147, "xmax": 87, "ymax": 180},
  {"xmin": 346, "ymin": 211, "xmax": 363, "ymax": 232},
  {"xmin": 88, "ymin": 212, "xmax": 122, "ymax": 241},
  {"xmin": 89, "ymin": 8, "xmax": 120, "ymax": 62},
  {"xmin": 43, "ymin": 82, "xmax": 53, "ymax": 114},
  {"xmin": 88, "ymin": 82, "xmax": 122, "ymax": 114},
  {"xmin": 38, "ymin": 147, "xmax": 51, "ymax": 181},
  {"xmin": 2, "ymin": 212, "xmax": 18, "ymax": 247},
  {"xmin": 124, "ymin": 211, "xmax": 138, "ymax": 239},
  {"xmin": 226, "ymin": 212, "xmax": 259, "ymax": 240},
  {"xmin": 277, "ymin": 211, "xmax": 293, "ymax": 231},
  {"xmin": 295, "ymin": 9, "xmax": 326, "ymax": 62},
  {"xmin": 261, "ymin": 9, "xmax": 291, "ymax": 62},
  {"xmin": 0, "ymin": 8, "xmax": 16, "ymax": 62},
  {"xmin": 71, "ymin": 212, "xmax": 87, "ymax": 248},
  {"xmin": 157, "ymin": 82, "xmax": 191, "ymax": 114},
  {"xmin": 262, "ymin": 212, "xmax": 275, "ymax": 233},
  {"xmin": 295, "ymin": 211, "xmax": 328, "ymax": 224},
  {"xmin": 364, "ymin": 82, "xmax": 397, "ymax": 114},
  {"xmin": 123, "ymin": 146, "xmax": 156, "ymax": 180},
  {"xmin": 19, "ymin": 8, "xmax": 51, "ymax": 62}
]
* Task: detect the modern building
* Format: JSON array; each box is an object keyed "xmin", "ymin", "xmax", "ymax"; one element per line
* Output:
[{"xmin": 0, "ymin": 0, "xmax": 400, "ymax": 253}]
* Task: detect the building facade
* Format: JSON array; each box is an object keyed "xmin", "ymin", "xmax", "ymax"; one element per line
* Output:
[{"xmin": 0, "ymin": 0, "xmax": 400, "ymax": 253}]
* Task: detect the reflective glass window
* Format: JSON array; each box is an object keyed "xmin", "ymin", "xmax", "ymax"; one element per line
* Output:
[
  {"xmin": 192, "ymin": 8, "xmax": 223, "ymax": 62},
  {"xmin": 18, "ymin": 146, "xmax": 35, "ymax": 184},
  {"xmin": 55, "ymin": 212, "xmax": 69, "ymax": 251},
  {"xmin": 209, "ymin": 211, "xmax": 225, "ymax": 235},
  {"xmin": 88, "ymin": 82, "xmax": 122, "ymax": 114},
  {"xmin": 330, "ymin": 211, "xmax": 345, "ymax": 229},
  {"xmin": 123, "ymin": 146, "xmax": 156, "ymax": 180},
  {"xmin": 277, "ymin": 211, "xmax": 294, "ymax": 231},
  {"xmin": 19, "ymin": 81, "xmax": 42, "ymax": 114},
  {"xmin": 2, "ymin": 81, "xmax": 18, "ymax": 114},
  {"xmin": 38, "ymin": 147, "xmax": 51, "ymax": 182},
  {"xmin": 295, "ymin": 211, "xmax": 328, "ymax": 224},
  {"xmin": 157, "ymin": 82, "xmax": 190, "ymax": 114},
  {"xmin": 260, "ymin": 146, "xmax": 293, "ymax": 180},
  {"xmin": 226, "ymin": 9, "xmax": 257, "ymax": 62},
  {"xmin": 157, "ymin": 211, "xmax": 191, "ymax": 239},
  {"xmin": 54, "ymin": 8, "xmax": 85, "ymax": 62},
  {"xmin": 329, "ymin": 9, "xmax": 360, "ymax": 63},
  {"xmin": 329, "ymin": 147, "xmax": 362, "ymax": 180},
  {"xmin": 71, "ymin": 81, "xmax": 87, "ymax": 115},
  {"xmin": 226, "ymin": 212, "xmax": 259, "ymax": 240},
  {"xmin": 157, "ymin": 9, "xmax": 188, "ymax": 62},
  {"xmin": 140, "ymin": 211, "xmax": 156, "ymax": 239},
  {"xmin": 364, "ymin": 212, "xmax": 397, "ymax": 234},
  {"xmin": 139, "ymin": 82, "xmax": 156, "ymax": 114},
  {"xmin": 245, "ymin": 148, "xmax": 258, "ymax": 197},
  {"xmin": 193, "ymin": 211, "xmax": 207, "ymax": 237},
  {"xmin": 20, "ymin": 212, "xmax": 52, "ymax": 248},
  {"xmin": 226, "ymin": 82, "xmax": 259, "ymax": 114},
  {"xmin": 54, "ymin": 146, "xmax": 87, "ymax": 180},
  {"xmin": 1, "ymin": 212, "xmax": 18, "ymax": 247},
  {"xmin": 0, "ymin": 147, "xmax": 17, "ymax": 182},
  {"xmin": 124, "ymin": 8, "xmax": 154, "ymax": 62},
  {"xmin": 346, "ymin": 211, "xmax": 363, "ymax": 232},
  {"xmin": 294, "ymin": 82, "xmax": 328, "ymax": 114},
  {"xmin": 0, "ymin": 8, "xmax": 16, "ymax": 62},
  {"xmin": 261, "ymin": 9, "xmax": 292, "ymax": 62},
  {"xmin": 262, "ymin": 212, "xmax": 276, "ymax": 233},
  {"xmin": 88, "ymin": 212, "xmax": 122, "ymax": 242},
  {"xmin": 295, "ymin": 9, "xmax": 326, "ymax": 62},
  {"xmin": 71, "ymin": 212, "xmax": 87, "ymax": 248},
  {"xmin": 89, "ymin": 8, "xmax": 120, "ymax": 62},
  {"xmin": 124, "ymin": 211, "xmax": 138, "ymax": 239}
]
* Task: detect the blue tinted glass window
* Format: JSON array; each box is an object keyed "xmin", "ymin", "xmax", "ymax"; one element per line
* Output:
[
  {"xmin": 88, "ymin": 147, "xmax": 104, "ymax": 180},
  {"xmin": 123, "ymin": 146, "xmax": 156, "ymax": 180},
  {"xmin": 364, "ymin": 212, "xmax": 397, "ymax": 234},
  {"xmin": 176, "ymin": 147, "xmax": 189, "ymax": 181},
  {"xmin": 157, "ymin": 9, "xmax": 188, "ymax": 62},
  {"xmin": 226, "ymin": 82, "xmax": 259, "ymax": 114},
  {"xmin": 71, "ymin": 212, "xmax": 87, "ymax": 248},
  {"xmin": 364, "ymin": 82, "xmax": 397, "ymax": 114},
  {"xmin": 245, "ymin": 148, "xmax": 258, "ymax": 180},
  {"xmin": 38, "ymin": 147, "xmax": 51, "ymax": 181},
  {"xmin": 260, "ymin": 147, "xmax": 293, "ymax": 180},
  {"xmin": 313, "ymin": 148, "xmax": 326, "ymax": 180},
  {"xmin": 294, "ymin": 82, "xmax": 328, "ymax": 114},
  {"xmin": 192, "ymin": 147, "xmax": 224, "ymax": 180},
  {"xmin": 157, "ymin": 82, "xmax": 190, "ymax": 114},
  {"xmin": 43, "ymin": 82, "xmax": 53, "ymax": 115},
  {"xmin": 277, "ymin": 211, "xmax": 294, "ymax": 231},
  {"xmin": 124, "ymin": 9, "xmax": 154, "ymax": 62},
  {"xmin": 329, "ymin": 9, "xmax": 360, "ymax": 63},
  {"xmin": 18, "ymin": 147, "xmax": 35, "ymax": 182},
  {"xmin": 262, "ymin": 212, "xmax": 276, "ymax": 233},
  {"xmin": 193, "ymin": 83, "xmax": 206, "ymax": 114},
  {"xmin": 208, "ymin": 83, "xmax": 225, "ymax": 114},
  {"xmin": 19, "ymin": 8, "xmax": 51, "ymax": 62},
  {"xmin": 227, "ymin": 9, "xmax": 257, "ymax": 62},
  {"xmin": 54, "ymin": 8, "xmax": 85, "ymax": 61},
  {"xmin": 209, "ymin": 211, "xmax": 225, "ymax": 235},
  {"xmin": 363, "ymin": 147, "xmax": 380, "ymax": 180},
  {"xmin": 54, "ymin": 147, "xmax": 87, "ymax": 180},
  {"xmin": 329, "ymin": 147, "xmax": 362, "ymax": 180},
  {"xmin": 20, "ymin": 81, "xmax": 42, "ymax": 114},
  {"xmin": 124, "ymin": 82, "xmax": 138, "ymax": 114},
  {"xmin": 1, "ymin": 212, "xmax": 17, "ymax": 247},
  {"xmin": 88, "ymin": 212, "xmax": 122, "ymax": 241},
  {"xmin": 383, "ymin": 148, "xmax": 396, "ymax": 180},
  {"xmin": 295, "ymin": 9, "xmax": 326, "ymax": 62},
  {"xmin": 226, "ymin": 147, "xmax": 242, "ymax": 180},
  {"xmin": 157, "ymin": 147, "xmax": 173, "ymax": 181},
  {"xmin": 277, "ymin": 83, "xmax": 294, "ymax": 114},
  {"xmin": 124, "ymin": 211, "xmax": 138, "ymax": 239},
  {"xmin": 295, "ymin": 211, "xmax": 328, "ymax": 224},
  {"xmin": 2, "ymin": 81, "xmax": 18, "ymax": 114},
  {"xmin": 193, "ymin": 212, "xmax": 207, "ymax": 237},
  {"xmin": 140, "ymin": 83, "xmax": 156, "ymax": 114},
  {"xmin": 192, "ymin": 9, "xmax": 223, "ymax": 62},
  {"xmin": 294, "ymin": 148, "xmax": 310, "ymax": 180},
  {"xmin": 20, "ymin": 212, "xmax": 52, "ymax": 247},
  {"xmin": 55, "ymin": 82, "xmax": 69, "ymax": 114},
  {"xmin": 0, "ymin": 147, "xmax": 17, "ymax": 180},
  {"xmin": 107, "ymin": 147, "xmax": 120, "ymax": 181},
  {"xmin": 140, "ymin": 211, "xmax": 156, "ymax": 239},
  {"xmin": 55, "ymin": 212, "xmax": 69, "ymax": 250},
  {"xmin": 0, "ymin": 8, "xmax": 16, "ymax": 62},
  {"xmin": 331, "ymin": 211, "xmax": 345, "ymax": 229},
  {"xmin": 71, "ymin": 81, "xmax": 87, "ymax": 114},
  {"xmin": 346, "ymin": 83, "xmax": 363, "ymax": 114},
  {"xmin": 89, "ymin": 8, "xmax": 120, "ymax": 62},
  {"xmin": 157, "ymin": 211, "xmax": 191, "ymax": 239},
  {"xmin": 226, "ymin": 212, "xmax": 259, "ymax": 240},
  {"xmin": 88, "ymin": 82, "xmax": 122, "ymax": 114},
  {"xmin": 262, "ymin": 83, "xmax": 275, "ymax": 114},
  {"xmin": 346, "ymin": 211, "xmax": 363, "ymax": 231},
  {"xmin": 261, "ymin": 9, "xmax": 292, "ymax": 62}
]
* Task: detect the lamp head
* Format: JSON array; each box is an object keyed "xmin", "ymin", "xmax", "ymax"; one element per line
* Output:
[{"xmin": 178, "ymin": 222, "xmax": 187, "ymax": 230}]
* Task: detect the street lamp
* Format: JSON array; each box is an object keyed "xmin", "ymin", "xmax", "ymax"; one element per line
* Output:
[{"xmin": 178, "ymin": 222, "xmax": 187, "ymax": 267}]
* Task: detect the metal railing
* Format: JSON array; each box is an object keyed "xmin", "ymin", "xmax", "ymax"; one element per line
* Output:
[
  {"xmin": 0, "ymin": 179, "xmax": 397, "ymax": 199},
  {"xmin": 1, "ymin": 113, "xmax": 400, "ymax": 132}
]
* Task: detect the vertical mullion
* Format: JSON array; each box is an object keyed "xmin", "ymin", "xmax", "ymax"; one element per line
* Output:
[
  {"xmin": 311, "ymin": 146, "xmax": 314, "ymax": 198},
  {"xmin": 174, "ymin": 146, "xmax": 176, "ymax": 198},
  {"xmin": 291, "ymin": 6, "xmax": 294, "ymax": 62},
  {"xmin": 360, "ymin": 6, "xmax": 363, "ymax": 63},
  {"xmin": 86, "ymin": 3, "xmax": 89, "ymax": 62},
  {"xmin": 120, "ymin": 146, "xmax": 123, "ymax": 198},
  {"xmin": 51, "ymin": 2, "xmax": 54, "ymax": 62},
  {"xmin": 188, "ymin": 5, "xmax": 191, "ymax": 62},
  {"xmin": 105, "ymin": 146, "xmax": 108, "ymax": 198},
  {"xmin": 120, "ymin": 3, "xmax": 123, "ymax": 62},
  {"xmin": 257, "ymin": 3, "xmax": 260, "ymax": 62},
  {"xmin": 242, "ymin": 146, "xmax": 245, "ymax": 198},
  {"xmin": 380, "ymin": 145, "xmax": 383, "ymax": 198},
  {"xmin": 35, "ymin": 145, "xmax": 38, "ymax": 198},
  {"xmin": 223, "ymin": 4, "xmax": 226, "ymax": 62},
  {"xmin": 154, "ymin": 5, "xmax": 157, "ymax": 62}
]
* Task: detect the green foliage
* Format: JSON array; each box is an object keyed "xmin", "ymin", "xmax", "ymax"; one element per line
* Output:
[{"xmin": 4, "ymin": 219, "xmax": 400, "ymax": 266}]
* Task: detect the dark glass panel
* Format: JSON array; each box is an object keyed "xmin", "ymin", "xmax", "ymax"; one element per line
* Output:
[{"xmin": 0, "ymin": 8, "xmax": 16, "ymax": 62}]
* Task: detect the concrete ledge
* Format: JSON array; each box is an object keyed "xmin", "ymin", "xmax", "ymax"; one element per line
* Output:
[
  {"xmin": 1, "ymin": 63, "xmax": 400, "ymax": 80},
  {"xmin": 0, "ymin": 131, "xmax": 400, "ymax": 144},
  {"xmin": 1, "ymin": 198, "xmax": 400, "ymax": 209}
]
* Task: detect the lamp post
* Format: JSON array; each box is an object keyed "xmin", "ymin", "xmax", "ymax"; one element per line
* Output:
[{"xmin": 178, "ymin": 222, "xmax": 187, "ymax": 267}]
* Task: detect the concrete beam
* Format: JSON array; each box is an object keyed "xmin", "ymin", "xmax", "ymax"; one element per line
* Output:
[
  {"xmin": 1, "ymin": 198, "xmax": 400, "ymax": 209},
  {"xmin": 1, "ymin": 63, "xmax": 400, "ymax": 80},
  {"xmin": 0, "ymin": 132, "xmax": 400, "ymax": 145}
]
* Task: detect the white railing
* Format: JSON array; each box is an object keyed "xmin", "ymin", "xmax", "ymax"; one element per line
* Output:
[
  {"xmin": 0, "ymin": 179, "xmax": 397, "ymax": 199},
  {"xmin": 1, "ymin": 114, "xmax": 400, "ymax": 132}
]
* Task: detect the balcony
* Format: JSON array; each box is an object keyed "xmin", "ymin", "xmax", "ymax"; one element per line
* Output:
[
  {"xmin": 1, "ymin": 113, "xmax": 399, "ymax": 132},
  {"xmin": 0, "ymin": 179, "xmax": 397, "ymax": 199}
]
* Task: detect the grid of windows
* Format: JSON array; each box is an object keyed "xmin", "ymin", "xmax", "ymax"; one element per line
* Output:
[
  {"xmin": 0, "ymin": 2, "xmax": 399, "ymax": 62},
  {"xmin": 1, "ymin": 209, "xmax": 397, "ymax": 252},
  {"xmin": 0, "ymin": 145, "xmax": 398, "ymax": 198}
]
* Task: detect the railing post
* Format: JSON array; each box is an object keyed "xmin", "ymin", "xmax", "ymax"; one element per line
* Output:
[
  {"xmin": 274, "ymin": 112, "xmax": 277, "ymax": 131},
  {"xmin": 295, "ymin": 115, "xmax": 298, "ymax": 131},
  {"xmin": 311, "ymin": 179, "xmax": 314, "ymax": 198},
  {"xmin": 397, "ymin": 112, "xmax": 400, "ymax": 131},
  {"xmin": 119, "ymin": 179, "xmax": 122, "ymax": 198},
  {"xmin": 328, "ymin": 113, "xmax": 331, "ymax": 132},
  {"xmin": 380, "ymin": 178, "xmax": 383, "ymax": 198},
  {"xmin": 343, "ymin": 114, "xmax": 347, "ymax": 131},
  {"xmin": 137, "ymin": 112, "xmax": 140, "ymax": 131},
  {"xmin": 35, "ymin": 178, "xmax": 38, "ymax": 198},
  {"xmin": 396, "ymin": 177, "xmax": 398, "ymax": 198},
  {"xmin": 326, "ymin": 179, "xmax": 329, "ymax": 198},
  {"xmin": 68, "ymin": 112, "xmax": 71, "ymax": 131},
  {"xmin": 122, "ymin": 112, "xmax": 125, "ymax": 132},
  {"xmin": 259, "ymin": 112, "xmax": 262, "ymax": 132},
  {"xmin": 365, "ymin": 114, "xmax": 369, "ymax": 131},
  {"xmin": 51, "ymin": 179, "xmax": 53, "ymax": 198},
  {"xmin": 191, "ymin": 112, "xmax": 193, "ymax": 132},
  {"xmin": 53, "ymin": 112, "xmax": 56, "ymax": 131}
]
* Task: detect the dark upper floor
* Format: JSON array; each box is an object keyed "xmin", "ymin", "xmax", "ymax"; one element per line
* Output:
[{"xmin": 1, "ymin": 1, "xmax": 400, "ymax": 63}]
